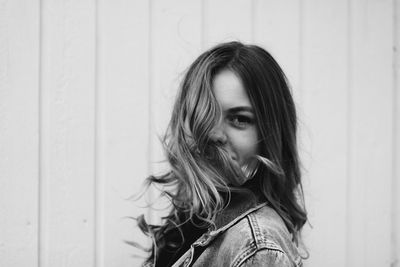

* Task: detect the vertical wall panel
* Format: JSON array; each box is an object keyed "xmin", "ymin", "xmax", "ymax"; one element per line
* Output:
[
  {"xmin": 97, "ymin": 0, "xmax": 150, "ymax": 266},
  {"xmin": 149, "ymin": 0, "xmax": 202, "ymax": 223},
  {"xmin": 203, "ymin": 0, "xmax": 253, "ymax": 47},
  {"xmin": 0, "ymin": 1, "xmax": 39, "ymax": 266},
  {"xmin": 300, "ymin": 1, "xmax": 348, "ymax": 266},
  {"xmin": 394, "ymin": 0, "xmax": 400, "ymax": 265},
  {"xmin": 347, "ymin": 0, "xmax": 393, "ymax": 266},
  {"xmin": 40, "ymin": 1, "xmax": 96, "ymax": 266},
  {"xmin": 393, "ymin": 0, "xmax": 399, "ymax": 265}
]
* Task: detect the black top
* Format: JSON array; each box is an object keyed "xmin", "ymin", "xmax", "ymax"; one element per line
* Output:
[{"xmin": 155, "ymin": 216, "xmax": 208, "ymax": 267}]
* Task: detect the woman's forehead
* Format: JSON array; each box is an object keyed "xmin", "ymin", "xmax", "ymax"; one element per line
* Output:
[{"xmin": 212, "ymin": 70, "xmax": 252, "ymax": 110}]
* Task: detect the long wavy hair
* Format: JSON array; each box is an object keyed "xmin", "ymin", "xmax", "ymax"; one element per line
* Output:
[{"xmin": 137, "ymin": 41, "xmax": 307, "ymax": 264}]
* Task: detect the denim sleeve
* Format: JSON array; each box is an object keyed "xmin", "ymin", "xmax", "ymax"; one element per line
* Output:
[{"xmin": 238, "ymin": 248, "xmax": 292, "ymax": 267}]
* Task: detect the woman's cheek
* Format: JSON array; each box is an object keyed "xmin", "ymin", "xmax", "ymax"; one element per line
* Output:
[{"xmin": 233, "ymin": 131, "xmax": 259, "ymax": 165}]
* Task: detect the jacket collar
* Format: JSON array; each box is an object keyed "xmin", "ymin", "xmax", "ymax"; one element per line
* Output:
[{"xmin": 213, "ymin": 187, "xmax": 266, "ymax": 230}]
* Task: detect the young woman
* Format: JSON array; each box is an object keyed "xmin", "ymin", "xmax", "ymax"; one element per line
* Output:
[{"xmin": 138, "ymin": 41, "xmax": 307, "ymax": 267}]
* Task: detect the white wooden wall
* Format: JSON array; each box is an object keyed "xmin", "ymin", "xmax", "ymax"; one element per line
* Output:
[{"xmin": 0, "ymin": 0, "xmax": 399, "ymax": 266}]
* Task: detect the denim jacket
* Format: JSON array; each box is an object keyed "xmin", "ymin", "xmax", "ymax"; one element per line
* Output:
[{"xmin": 161, "ymin": 193, "xmax": 304, "ymax": 267}]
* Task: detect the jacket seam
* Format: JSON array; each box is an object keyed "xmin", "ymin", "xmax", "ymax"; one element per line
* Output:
[
  {"xmin": 231, "ymin": 243, "xmax": 257, "ymax": 267},
  {"xmin": 211, "ymin": 203, "xmax": 267, "ymax": 234},
  {"xmin": 248, "ymin": 211, "xmax": 286, "ymax": 251},
  {"xmin": 233, "ymin": 247, "xmax": 287, "ymax": 267},
  {"xmin": 232, "ymin": 215, "xmax": 286, "ymax": 267},
  {"xmin": 248, "ymin": 213, "xmax": 264, "ymax": 247},
  {"xmin": 246, "ymin": 216, "xmax": 257, "ymax": 247}
]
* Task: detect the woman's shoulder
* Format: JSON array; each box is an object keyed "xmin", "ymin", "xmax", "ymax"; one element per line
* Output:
[
  {"xmin": 211, "ymin": 204, "xmax": 303, "ymax": 267},
  {"xmin": 246, "ymin": 205, "xmax": 302, "ymax": 264}
]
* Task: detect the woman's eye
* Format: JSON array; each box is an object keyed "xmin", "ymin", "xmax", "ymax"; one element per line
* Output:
[{"xmin": 228, "ymin": 115, "xmax": 253, "ymax": 129}]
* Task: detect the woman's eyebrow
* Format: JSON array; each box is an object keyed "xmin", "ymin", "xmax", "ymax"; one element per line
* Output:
[{"xmin": 226, "ymin": 106, "xmax": 254, "ymax": 113}]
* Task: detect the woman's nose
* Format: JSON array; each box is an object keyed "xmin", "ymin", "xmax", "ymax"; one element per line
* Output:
[{"xmin": 209, "ymin": 127, "xmax": 228, "ymax": 145}]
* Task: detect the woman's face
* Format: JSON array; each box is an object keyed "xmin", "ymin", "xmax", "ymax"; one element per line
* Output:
[{"xmin": 211, "ymin": 69, "xmax": 260, "ymax": 173}]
